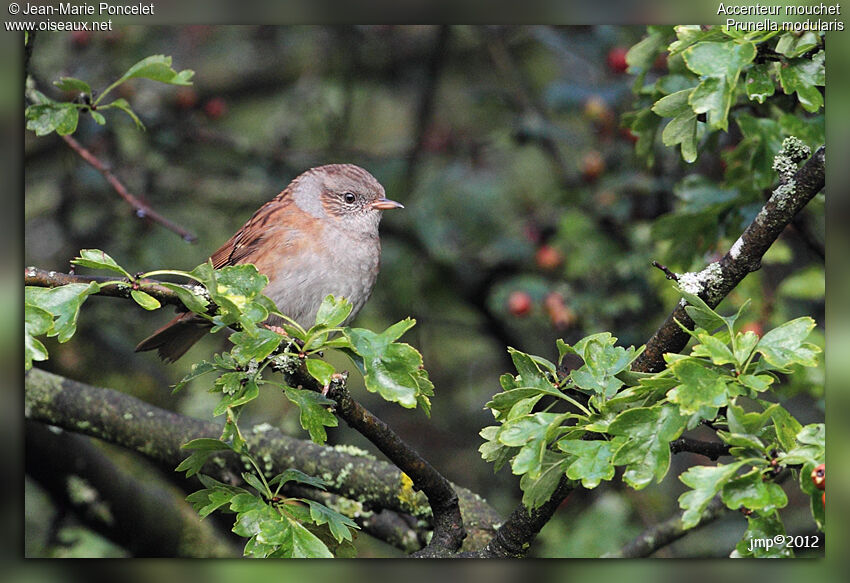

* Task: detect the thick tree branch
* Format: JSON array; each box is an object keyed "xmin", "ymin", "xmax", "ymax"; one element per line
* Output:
[
  {"xmin": 633, "ymin": 145, "xmax": 825, "ymax": 373},
  {"xmin": 26, "ymin": 421, "xmax": 240, "ymax": 557},
  {"xmin": 470, "ymin": 144, "xmax": 825, "ymax": 557},
  {"xmin": 24, "ymin": 368, "xmax": 497, "ymax": 552}
]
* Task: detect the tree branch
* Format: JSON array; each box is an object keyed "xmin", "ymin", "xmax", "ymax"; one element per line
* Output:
[
  {"xmin": 669, "ymin": 437, "xmax": 730, "ymax": 460},
  {"xmin": 24, "ymin": 367, "xmax": 496, "ymax": 552},
  {"xmin": 469, "ymin": 144, "xmax": 825, "ymax": 557},
  {"xmin": 603, "ymin": 496, "xmax": 729, "ymax": 558},
  {"xmin": 60, "ymin": 134, "xmax": 197, "ymax": 242},
  {"xmin": 26, "ymin": 421, "xmax": 240, "ymax": 557},
  {"xmin": 633, "ymin": 145, "xmax": 825, "ymax": 373}
]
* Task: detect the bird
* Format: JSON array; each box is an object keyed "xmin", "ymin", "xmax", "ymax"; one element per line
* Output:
[{"xmin": 135, "ymin": 164, "xmax": 403, "ymax": 362}]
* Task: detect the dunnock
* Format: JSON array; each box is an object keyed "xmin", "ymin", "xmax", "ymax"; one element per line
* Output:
[{"xmin": 136, "ymin": 164, "xmax": 402, "ymax": 361}]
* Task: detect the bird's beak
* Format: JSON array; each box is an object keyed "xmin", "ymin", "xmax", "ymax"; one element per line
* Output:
[{"xmin": 372, "ymin": 198, "xmax": 404, "ymax": 210}]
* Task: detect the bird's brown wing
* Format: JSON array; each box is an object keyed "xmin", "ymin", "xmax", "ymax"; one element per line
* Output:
[{"xmin": 210, "ymin": 191, "xmax": 293, "ymax": 268}]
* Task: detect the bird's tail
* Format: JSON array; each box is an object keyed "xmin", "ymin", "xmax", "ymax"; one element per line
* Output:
[{"xmin": 135, "ymin": 313, "xmax": 209, "ymax": 362}]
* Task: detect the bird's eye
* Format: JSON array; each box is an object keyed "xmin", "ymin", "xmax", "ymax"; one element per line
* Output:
[{"xmin": 343, "ymin": 192, "xmax": 357, "ymax": 204}]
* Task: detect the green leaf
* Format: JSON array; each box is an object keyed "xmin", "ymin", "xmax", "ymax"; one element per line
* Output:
[
  {"xmin": 176, "ymin": 438, "xmax": 234, "ymax": 477},
  {"xmin": 229, "ymin": 328, "xmax": 282, "ymax": 366},
  {"xmin": 677, "ymin": 285, "xmax": 726, "ymax": 332},
  {"xmin": 683, "ymin": 41, "xmax": 756, "ymax": 79},
  {"xmin": 689, "ymin": 75, "xmax": 733, "ymax": 131},
  {"xmin": 485, "ymin": 389, "xmax": 544, "ymax": 422},
  {"xmin": 667, "ymin": 358, "xmax": 730, "ymax": 415},
  {"xmin": 558, "ymin": 439, "xmax": 621, "ymax": 488},
  {"xmin": 661, "ymin": 109, "xmax": 698, "ymax": 162},
  {"xmin": 186, "ymin": 481, "xmax": 243, "ymax": 518},
  {"xmin": 569, "ymin": 334, "xmax": 640, "ymax": 399},
  {"xmin": 26, "ymin": 102, "xmax": 80, "ymax": 136},
  {"xmin": 738, "ymin": 373, "xmax": 773, "ymax": 393},
  {"xmin": 241, "ymin": 472, "xmax": 270, "ymax": 497},
  {"xmin": 691, "ymin": 332, "xmax": 735, "ymax": 366},
  {"xmin": 53, "ymin": 77, "xmax": 92, "ymax": 94},
  {"xmin": 284, "ymin": 516, "xmax": 334, "ymax": 558},
  {"xmin": 314, "ymin": 295, "xmax": 353, "ymax": 328},
  {"xmin": 745, "ymin": 63, "xmax": 775, "ymax": 103},
  {"xmin": 721, "ymin": 470, "xmax": 788, "ymax": 511},
  {"xmin": 651, "ymin": 88, "xmax": 692, "ymax": 117},
  {"xmin": 769, "ymin": 404, "xmax": 803, "ymax": 452},
  {"xmin": 108, "ymin": 98, "xmax": 145, "ymax": 130},
  {"xmin": 159, "ymin": 282, "xmax": 209, "ymax": 314},
  {"xmin": 775, "ymin": 31, "xmax": 820, "ymax": 58},
  {"xmin": 283, "ymin": 387, "xmax": 338, "ymax": 444},
  {"xmin": 25, "ymin": 282, "xmax": 100, "ymax": 343},
  {"xmin": 734, "ymin": 512, "xmax": 793, "ymax": 558},
  {"xmin": 114, "ymin": 55, "xmax": 195, "ymax": 86},
  {"xmin": 344, "ymin": 320, "xmax": 429, "ymax": 409},
  {"xmin": 519, "ymin": 452, "xmax": 571, "ymax": 510},
  {"xmin": 777, "ymin": 51, "xmax": 825, "ymax": 112},
  {"xmin": 25, "ymin": 303, "xmax": 52, "ymax": 370},
  {"xmin": 90, "ymin": 111, "xmax": 106, "ymax": 125},
  {"xmin": 305, "ymin": 500, "xmax": 359, "ymax": 543},
  {"xmin": 71, "ymin": 249, "xmax": 132, "ymax": 277},
  {"xmin": 609, "ymin": 405, "xmax": 687, "ymax": 489},
  {"xmin": 755, "ymin": 317, "xmax": 820, "ymax": 370},
  {"xmin": 269, "ymin": 469, "xmax": 328, "ymax": 491},
  {"xmin": 678, "ymin": 461, "xmax": 745, "ymax": 528},
  {"xmin": 130, "ymin": 289, "xmax": 161, "ymax": 311},
  {"xmin": 305, "ymin": 359, "xmax": 336, "ymax": 387},
  {"xmin": 626, "ymin": 28, "xmax": 669, "ymax": 74},
  {"xmin": 682, "ymin": 41, "xmax": 755, "ymax": 131},
  {"xmin": 172, "ymin": 360, "xmax": 218, "ymax": 393}
]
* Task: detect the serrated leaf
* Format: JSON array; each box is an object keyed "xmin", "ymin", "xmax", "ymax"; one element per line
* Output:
[
  {"xmin": 305, "ymin": 500, "xmax": 359, "ymax": 543},
  {"xmin": 269, "ymin": 469, "xmax": 328, "ymax": 491},
  {"xmin": 229, "ymin": 328, "xmax": 282, "ymax": 366},
  {"xmin": 186, "ymin": 486, "xmax": 240, "ymax": 518},
  {"xmin": 691, "ymin": 332, "xmax": 736, "ymax": 365},
  {"xmin": 558, "ymin": 439, "xmax": 621, "ymax": 488},
  {"xmin": 661, "ymin": 109, "xmax": 698, "ymax": 162},
  {"xmin": 314, "ymin": 295, "xmax": 353, "ymax": 328},
  {"xmin": 25, "ymin": 303, "xmax": 53, "ymax": 370},
  {"xmin": 284, "ymin": 516, "xmax": 334, "ymax": 558},
  {"xmin": 519, "ymin": 452, "xmax": 570, "ymax": 510},
  {"xmin": 113, "ymin": 54, "xmax": 194, "ymax": 87},
  {"xmin": 486, "ymin": 389, "xmax": 544, "ymax": 422},
  {"xmin": 667, "ymin": 358, "xmax": 730, "ymax": 415},
  {"xmin": 241, "ymin": 472, "xmax": 269, "ymax": 497},
  {"xmin": 745, "ymin": 63, "xmax": 775, "ymax": 103},
  {"xmin": 755, "ymin": 317, "xmax": 820, "ymax": 370},
  {"xmin": 283, "ymin": 387, "xmax": 338, "ymax": 444},
  {"xmin": 176, "ymin": 438, "xmax": 234, "ymax": 476},
  {"xmin": 71, "ymin": 249, "xmax": 131, "ymax": 277},
  {"xmin": 678, "ymin": 461, "xmax": 745, "ymax": 528},
  {"xmin": 777, "ymin": 51, "xmax": 825, "ymax": 112},
  {"xmin": 734, "ymin": 512, "xmax": 793, "ymax": 557},
  {"xmin": 25, "ymin": 282, "xmax": 99, "ymax": 343},
  {"xmin": 651, "ymin": 88, "xmax": 692, "ymax": 117},
  {"xmin": 344, "ymin": 320, "xmax": 428, "ymax": 409},
  {"xmin": 609, "ymin": 405, "xmax": 687, "ymax": 489},
  {"xmin": 53, "ymin": 77, "xmax": 92, "ymax": 94},
  {"xmin": 26, "ymin": 102, "xmax": 80, "ymax": 136},
  {"xmin": 721, "ymin": 470, "xmax": 787, "ymax": 511}
]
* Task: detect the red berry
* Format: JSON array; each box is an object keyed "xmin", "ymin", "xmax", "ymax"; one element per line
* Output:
[
  {"xmin": 581, "ymin": 150, "xmax": 605, "ymax": 182},
  {"xmin": 620, "ymin": 127, "xmax": 639, "ymax": 143},
  {"xmin": 175, "ymin": 87, "xmax": 199, "ymax": 110},
  {"xmin": 543, "ymin": 292, "xmax": 575, "ymax": 330},
  {"xmin": 811, "ymin": 463, "xmax": 825, "ymax": 491},
  {"xmin": 70, "ymin": 30, "xmax": 92, "ymax": 48},
  {"xmin": 508, "ymin": 291, "xmax": 533, "ymax": 317},
  {"xmin": 822, "ymin": 491, "xmax": 825, "ymax": 508},
  {"xmin": 535, "ymin": 245, "xmax": 563, "ymax": 270},
  {"xmin": 607, "ymin": 47, "xmax": 629, "ymax": 73},
  {"xmin": 204, "ymin": 97, "xmax": 228, "ymax": 120}
]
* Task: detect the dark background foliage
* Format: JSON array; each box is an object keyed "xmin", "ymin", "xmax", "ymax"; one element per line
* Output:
[{"xmin": 24, "ymin": 25, "xmax": 824, "ymax": 557}]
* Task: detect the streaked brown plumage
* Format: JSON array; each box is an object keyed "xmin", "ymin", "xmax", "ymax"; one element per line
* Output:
[{"xmin": 135, "ymin": 164, "xmax": 402, "ymax": 362}]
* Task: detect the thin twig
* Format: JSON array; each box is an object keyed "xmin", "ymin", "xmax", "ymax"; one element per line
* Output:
[
  {"xmin": 60, "ymin": 134, "xmax": 198, "ymax": 243},
  {"xmin": 652, "ymin": 260, "xmax": 679, "ymax": 281}
]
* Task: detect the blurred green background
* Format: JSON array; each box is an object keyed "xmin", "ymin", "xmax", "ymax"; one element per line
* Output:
[{"xmin": 24, "ymin": 25, "xmax": 825, "ymax": 558}]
